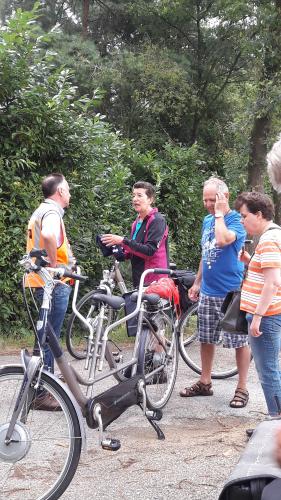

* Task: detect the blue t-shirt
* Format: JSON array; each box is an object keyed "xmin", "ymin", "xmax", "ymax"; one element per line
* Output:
[{"xmin": 201, "ymin": 210, "xmax": 246, "ymax": 297}]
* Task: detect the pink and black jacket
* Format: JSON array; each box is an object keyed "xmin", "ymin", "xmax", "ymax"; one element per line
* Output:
[{"xmin": 122, "ymin": 207, "xmax": 169, "ymax": 287}]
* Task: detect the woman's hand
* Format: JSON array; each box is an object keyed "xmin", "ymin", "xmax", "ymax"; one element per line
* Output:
[
  {"xmin": 238, "ymin": 249, "xmax": 251, "ymax": 264},
  {"xmin": 101, "ymin": 234, "xmax": 124, "ymax": 246},
  {"xmin": 249, "ymin": 315, "xmax": 263, "ymax": 337},
  {"xmin": 249, "ymin": 268, "xmax": 281, "ymax": 337}
]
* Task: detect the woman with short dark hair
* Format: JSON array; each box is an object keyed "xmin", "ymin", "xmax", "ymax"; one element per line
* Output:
[
  {"xmin": 101, "ymin": 181, "xmax": 169, "ymax": 287},
  {"xmin": 236, "ymin": 191, "xmax": 281, "ymax": 416}
]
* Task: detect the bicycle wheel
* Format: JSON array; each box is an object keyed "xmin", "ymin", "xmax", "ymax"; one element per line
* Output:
[
  {"xmin": 66, "ymin": 288, "xmax": 113, "ymax": 360},
  {"xmin": 0, "ymin": 365, "xmax": 82, "ymax": 500},
  {"xmin": 139, "ymin": 313, "xmax": 178, "ymax": 410},
  {"xmin": 179, "ymin": 303, "xmax": 239, "ymax": 379}
]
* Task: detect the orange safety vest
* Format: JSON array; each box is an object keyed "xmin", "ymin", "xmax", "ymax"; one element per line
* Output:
[{"xmin": 25, "ymin": 200, "xmax": 75, "ymax": 287}]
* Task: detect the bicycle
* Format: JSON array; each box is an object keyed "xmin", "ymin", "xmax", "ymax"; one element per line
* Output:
[
  {"xmin": 66, "ymin": 256, "xmax": 133, "ymax": 383},
  {"xmin": 67, "ymin": 263, "xmax": 179, "ymax": 406},
  {"xmin": 178, "ymin": 302, "xmax": 240, "ymax": 379},
  {"xmin": 68, "ymin": 257, "xmax": 240, "ymax": 381},
  {"xmin": 0, "ymin": 249, "xmax": 179, "ymax": 499}
]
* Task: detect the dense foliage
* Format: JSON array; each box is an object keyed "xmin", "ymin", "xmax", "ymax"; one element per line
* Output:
[
  {"xmin": 1, "ymin": 1, "xmax": 281, "ymax": 336},
  {"xmin": 0, "ymin": 5, "xmax": 208, "ymax": 335},
  {"xmin": 0, "ymin": 6, "xmax": 133, "ymax": 334}
]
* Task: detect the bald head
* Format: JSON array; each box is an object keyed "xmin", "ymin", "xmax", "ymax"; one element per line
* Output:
[
  {"xmin": 267, "ymin": 137, "xmax": 281, "ymax": 193},
  {"xmin": 203, "ymin": 177, "xmax": 229, "ymax": 195}
]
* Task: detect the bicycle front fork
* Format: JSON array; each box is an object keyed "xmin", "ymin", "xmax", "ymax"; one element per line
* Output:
[{"xmin": 4, "ymin": 350, "xmax": 42, "ymax": 444}]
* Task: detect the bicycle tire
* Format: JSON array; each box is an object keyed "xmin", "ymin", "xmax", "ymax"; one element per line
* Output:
[
  {"xmin": 66, "ymin": 288, "xmax": 110, "ymax": 360},
  {"xmin": 138, "ymin": 313, "xmax": 179, "ymax": 410},
  {"xmin": 179, "ymin": 303, "xmax": 239, "ymax": 379},
  {"xmin": 0, "ymin": 365, "xmax": 82, "ymax": 500}
]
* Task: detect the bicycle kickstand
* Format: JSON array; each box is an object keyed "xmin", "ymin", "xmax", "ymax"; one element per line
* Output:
[{"xmin": 137, "ymin": 380, "xmax": 165, "ymax": 441}]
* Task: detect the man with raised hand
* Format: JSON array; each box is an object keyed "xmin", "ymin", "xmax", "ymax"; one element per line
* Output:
[{"xmin": 180, "ymin": 177, "xmax": 251, "ymax": 408}]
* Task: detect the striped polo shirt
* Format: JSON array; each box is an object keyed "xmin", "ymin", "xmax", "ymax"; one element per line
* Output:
[{"xmin": 241, "ymin": 226, "xmax": 281, "ymax": 315}]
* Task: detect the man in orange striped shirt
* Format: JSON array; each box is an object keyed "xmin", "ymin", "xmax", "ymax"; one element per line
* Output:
[{"xmin": 235, "ymin": 191, "xmax": 281, "ymax": 416}]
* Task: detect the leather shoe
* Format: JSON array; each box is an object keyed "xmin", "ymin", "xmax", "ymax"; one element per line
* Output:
[{"xmin": 31, "ymin": 392, "xmax": 62, "ymax": 411}]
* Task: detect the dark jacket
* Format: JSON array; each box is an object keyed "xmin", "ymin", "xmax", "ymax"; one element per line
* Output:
[{"xmin": 122, "ymin": 207, "xmax": 169, "ymax": 287}]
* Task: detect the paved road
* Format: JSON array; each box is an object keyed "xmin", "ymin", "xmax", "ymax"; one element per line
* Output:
[{"xmin": 0, "ymin": 351, "xmax": 270, "ymax": 500}]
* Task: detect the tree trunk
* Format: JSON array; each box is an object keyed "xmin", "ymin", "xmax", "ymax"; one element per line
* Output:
[
  {"xmin": 247, "ymin": 115, "xmax": 270, "ymax": 192},
  {"xmin": 247, "ymin": 0, "xmax": 281, "ymax": 192},
  {"xmin": 82, "ymin": 0, "xmax": 90, "ymax": 38}
]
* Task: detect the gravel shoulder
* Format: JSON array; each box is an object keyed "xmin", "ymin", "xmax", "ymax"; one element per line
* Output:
[{"xmin": 0, "ymin": 351, "xmax": 268, "ymax": 500}]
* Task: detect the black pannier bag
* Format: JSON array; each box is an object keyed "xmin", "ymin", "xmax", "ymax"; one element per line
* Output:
[
  {"xmin": 219, "ymin": 420, "xmax": 281, "ymax": 500},
  {"xmin": 123, "ymin": 291, "xmax": 139, "ymax": 337},
  {"xmin": 173, "ymin": 270, "xmax": 196, "ymax": 314}
]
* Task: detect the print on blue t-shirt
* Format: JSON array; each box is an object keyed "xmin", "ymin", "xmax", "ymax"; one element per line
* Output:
[{"xmin": 201, "ymin": 210, "xmax": 246, "ymax": 297}]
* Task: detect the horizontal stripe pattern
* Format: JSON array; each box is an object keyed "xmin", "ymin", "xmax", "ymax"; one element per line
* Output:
[{"xmin": 241, "ymin": 228, "xmax": 281, "ymax": 315}]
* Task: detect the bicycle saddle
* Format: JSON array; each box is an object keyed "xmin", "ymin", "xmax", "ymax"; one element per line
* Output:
[
  {"xmin": 92, "ymin": 293, "xmax": 125, "ymax": 310},
  {"xmin": 130, "ymin": 292, "xmax": 160, "ymax": 305}
]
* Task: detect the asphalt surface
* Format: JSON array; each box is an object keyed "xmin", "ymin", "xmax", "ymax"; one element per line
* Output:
[{"xmin": 0, "ymin": 350, "xmax": 271, "ymax": 500}]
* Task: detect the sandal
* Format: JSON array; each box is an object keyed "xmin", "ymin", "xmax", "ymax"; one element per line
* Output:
[
  {"xmin": 229, "ymin": 388, "xmax": 249, "ymax": 408},
  {"xmin": 179, "ymin": 380, "xmax": 213, "ymax": 397}
]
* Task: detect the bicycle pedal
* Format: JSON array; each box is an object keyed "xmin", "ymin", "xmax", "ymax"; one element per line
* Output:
[
  {"xmin": 101, "ymin": 438, "xmax": 121, "ymax": 451},
  {"xmin": 145, "ymin": 409, "xmax": 163, "ymax": 421}
]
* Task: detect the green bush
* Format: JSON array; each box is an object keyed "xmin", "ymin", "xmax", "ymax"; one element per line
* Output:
[
  {"xmin": 0, "ymin": 7, "xmax": 134, "ymax": 335},
  {"xmin": 0, "ymin": 6, "xmax": 211, "ymax": 337}
]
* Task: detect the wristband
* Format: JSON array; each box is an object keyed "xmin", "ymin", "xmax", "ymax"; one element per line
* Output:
[
  {"xmin": 253, "ymin": 312, "xmax": 263, "ymax": 317},
  {"xmin": 215, "ymin": 211, "xmax": 223, "ymax": 218}
]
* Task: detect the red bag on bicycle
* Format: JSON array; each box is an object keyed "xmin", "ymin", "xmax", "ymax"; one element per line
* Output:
[{"xmin": 145, "ymin": 278, "xmax": 180, "ymax": 315}]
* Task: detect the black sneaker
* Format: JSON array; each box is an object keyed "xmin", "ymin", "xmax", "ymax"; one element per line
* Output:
[
  {"xmin": 246, "ymin": 428, "xmax": 254, "ymax": 438},
  {"xmin": 150, "ymin": 370, "xmax": 168, "ymax": 385}
]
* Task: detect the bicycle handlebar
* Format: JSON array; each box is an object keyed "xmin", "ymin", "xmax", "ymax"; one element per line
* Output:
[
  {"xmin": 152, "ymin": 268, "xmax": 172, "ymax": 275},
  {"xmin": 19, "ymin": 250, "xmax": 88, "ymax": 282},
  {"xmin": 40, "ymin": 266, "xmax": 88, "ymax": 282},
  {"xmin": 58, "ymin": 269, "xmax": 88, "ymax": 281}
]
